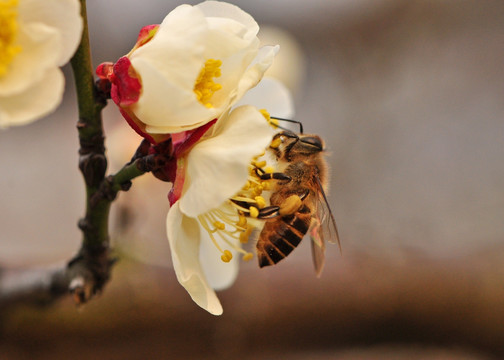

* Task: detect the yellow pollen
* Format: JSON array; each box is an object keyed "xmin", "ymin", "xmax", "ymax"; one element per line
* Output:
[
  {"xmin": 213, "ymin": 221, "xmax": 225, "ymax": 231},
  {"xmin": 261, "ymin": 181, "xmax": 271, "ymax": 190},
  {"xmin": 221, "ymin": 250, "xmax": 233, "ymax": 263},
  {"xmin": 242, "ymin": 253, "xmax": 254, "ymax": 261},
  {"xmin": 279, "ymin": 194, "xmax": 303, "ymax": 216},
  {"xmin": 194, "ymin": 59, "xmax": 222, "ymax": 108},
  {"xmin": 255, "ymin": 196, "xmax": 266, "ymax": 209},
  {"xmin": 249, "ymin": 206, "xmax": 259, "ymax": 218},
  {"xmin": 254, "ymin": 160, "xmax": 267, "ymax": 168},
  {"xmin": 264, "ymin": 166, "xmax": 275, "ymax": 174},
  {"xmin": 270, "ymin": 137, "xmax": 282, "ymax": 149},
  {"xmin": 0, "ymin": 0, "xmax": 21, "ymax": 77},
  {"xmin": 252, "ymin": 187, "xmax": 263, "ymax": 197},
  {"xmin": 260, "ymin": 109, "xmax": 280, "ymax": 129},
  {"xmin": 259, "ymin": 109, "xmax": 270, "ymax": 120},
  {"xmin": 237, "ymin": 215, "xmax": 247, "ymax": 228}
]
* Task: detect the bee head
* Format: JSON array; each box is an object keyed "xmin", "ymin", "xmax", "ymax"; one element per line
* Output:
[
  {"xmin": 273, "ymin": 131, "xmax": 324, "ymax": 161},
  {"xmin": 299, "ymin": 135, "xmax": 323, "ymax": 152}
]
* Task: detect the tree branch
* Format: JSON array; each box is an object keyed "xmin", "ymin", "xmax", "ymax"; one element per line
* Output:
[{"xmin": 0, "ymin": 0, "xmax": 176, "ymax": 308}]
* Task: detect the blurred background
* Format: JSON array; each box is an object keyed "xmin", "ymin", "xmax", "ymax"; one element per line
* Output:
[{"xmin": 1, "ymin": 0, "xmax": 504, "ymax": 358}]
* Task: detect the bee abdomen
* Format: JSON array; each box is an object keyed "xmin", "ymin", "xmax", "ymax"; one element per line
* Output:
[{"xmin": 257, "ymin": 205, "xmax": 312, "ymax": 267}]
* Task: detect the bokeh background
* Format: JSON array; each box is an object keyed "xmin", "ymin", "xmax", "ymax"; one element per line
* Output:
[{"xmin": 1, "ymin": 0, "xmax": 504, "ymax": 358}]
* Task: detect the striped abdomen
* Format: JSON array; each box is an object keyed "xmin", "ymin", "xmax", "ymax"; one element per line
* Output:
[{"xmin": 256, "ymin": 203, "xmax": 312, "ymax": 267}]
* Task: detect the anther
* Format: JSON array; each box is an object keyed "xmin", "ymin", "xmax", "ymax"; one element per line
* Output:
[
  {"xmin": 254, "ymin": 160, "xmax": 267, "ymax": 168},
  {"xmin": 264, "ymin": 166, "xmax": 275, "ymax": 174},
  {"xmin": 270, "ymin": 137, "xmax": 282, "ymax": 149},
  {"xmin": 221, "ymin": 250, "xmax": 233, "ymax": 263},
  {"xmin": 249, "ymin": 206, "xmax": 259, "ymax": 218},
  {"xmin": 255, "ymin": 196, "xmax": 266, "ymax": 208},
  {"xmin": 213, "ymin": 221, "xmax": 225, "ymax": 231},
  {"xmin": 242, "ymin": 253, "xmax": 254, "ymax": 261}
]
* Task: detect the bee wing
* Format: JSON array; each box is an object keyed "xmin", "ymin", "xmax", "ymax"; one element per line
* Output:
[
  {"xmin": 309, "ymin": 176, "xmax": 341, "ymax": 277},
  {"xmin": 314, "ymin": 176, "xmax": 341, "ymax": 251},
  {"xmin": 310, "ymin": 217, "xmax": 326, "ymax": 277}
]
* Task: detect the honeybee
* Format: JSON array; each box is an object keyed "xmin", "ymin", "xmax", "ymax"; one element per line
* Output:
[{"xmin": 254, "ymin": 130, "xmax": 340, "ymax": 276}]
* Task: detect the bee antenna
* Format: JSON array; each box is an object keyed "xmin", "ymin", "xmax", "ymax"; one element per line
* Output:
[{"xmin": 270, "ymin": 116, "xmax": 304, "ymax": 134}]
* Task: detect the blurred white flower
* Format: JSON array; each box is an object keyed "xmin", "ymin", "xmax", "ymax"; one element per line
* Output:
[
  {"xmin": 259, "ymin": 26, "xmax": 306, "ymax": 99},
  {"xmin": 0, "ymin": 0, "xmax": 82, "ymax": 128},
  {"xmin": 100, "ymin": 1, "xmax": 278, "ymax": 143}
]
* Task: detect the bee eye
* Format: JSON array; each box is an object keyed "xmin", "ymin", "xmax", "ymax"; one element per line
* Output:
[{"xmin": 300, "ymin": 136, "xmax": 323, "ymax": 151}]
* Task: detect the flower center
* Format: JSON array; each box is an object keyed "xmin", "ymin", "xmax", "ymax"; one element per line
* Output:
[
  {"xmin": 193, "ymin": 59, "xmax": 222, "ymax": 108},
  {"xmin": 197, "ymin": 111, "xmax": 283, "ymax": 264},
  {"xmin": 0, "ymin": 0, "xmax": 21, "ymax": 77},
  {"xmin": 198, "ymin": 147, "xmax": 283, "ymax": 263},
  {"xmin": 197, "ymin": 208, "xmax": 254, "ymax": 263}
]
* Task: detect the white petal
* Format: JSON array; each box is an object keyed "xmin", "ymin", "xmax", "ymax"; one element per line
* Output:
[
  {"xmin": 166, "ymin": 202, "xmax": 223, "ymax": 315},
  {"xmin": 131, "ymin": 56, "xmax": 219, "ymax": 130},
  {"xmin": 19, "ymin": 0, "xmax": 82, "ymax": 65},
  {"xmin": 180, "ymin": 105, "xmax": 274, "ymax": 217},
  {"xmin": 0, "ymin": 23, "xmax": 61, "ymax": 96},
  {"xmin": 199, "ymin": 221, "xmax": 239, "ymax": 291},
  {"xmin": 231, "ymin": 45, "xmax": 279, "ymax": 105},
  {"xmin": 196, "ymin": 1, "xmax": 259, "ymax": 39},
  {"xmin": 0, "ymin": 68, "xmax": 64, "ymax": 128},
  {"xmin": 131, "ymin": 4, "xmax": 207, "ymax": 91},
  {"xmin": 237, "ymin": 77, "xmax": 295, "ymax": 118}
]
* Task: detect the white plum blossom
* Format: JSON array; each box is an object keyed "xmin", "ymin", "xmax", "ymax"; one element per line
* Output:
[
  {"xmin": 166, "ymin": 105, "xmax": 273, "ymax": 315},
  {"xmin": 0, "ymin": 0, "xmax": 83, "ymax": 128},
  {"xmin": 99, "ymin": 1, "xmax": 278, "ymax": 143},
  {"xmin": 166, "ymin": 79, "xmax": 294, "ymax": 315}
]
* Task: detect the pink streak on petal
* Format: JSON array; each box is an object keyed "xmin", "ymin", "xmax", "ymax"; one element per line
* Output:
[{"xmin": 111, "ymin": 56, "xmax": 141, "ymax": 107}]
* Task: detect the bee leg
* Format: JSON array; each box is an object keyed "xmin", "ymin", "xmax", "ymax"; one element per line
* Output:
[
  {"xmin": 257, "ymin": 206, "xmax": 281, "ymax": 219},
  {"xmin": 299, "ymin": 189, "xmax": 310, "ymax": 200},
  {"xmin": 255, "ymin": 168, "xmax": 292, "ymax": 182}
]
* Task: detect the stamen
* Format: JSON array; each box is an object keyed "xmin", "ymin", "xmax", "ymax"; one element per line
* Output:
[
  {"xmin": 221, "ymin": 250, "xmax": 233, "ymax": 263},
  {"xmin": 239, "ymin": 225, "xmax": 254, "ymax": 244},
  {"xmin": 196, "ymin": 137, "xmax": 287, "ymax": 264},
  {"xmin": 237, "ymin": 215, "xmax": 247, "ymax": 228},
  {"xmin": 0, "ymin": 0, "xmax": 21, "ymax": 77},
  {"xmin": 231, "ymin": 196, "xmax": 257, "ymax": 203},
  {"xmin": 193, "ymin": 59, "xmax": 222, "ymax": 108},
  {"xmin": 242, "ymin": 253, "xmax": 254, "ymax": 261},
  {"xmin": 260, "ymin": 109, "xmax": 279, "ymax": 129},
  {"xmin": 198, "ymin": 215, "xmax": 225, "ymax": 254},
  {"xmin": 213, "ymin": 221, "xmax": 225, "ymax": 231}
]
